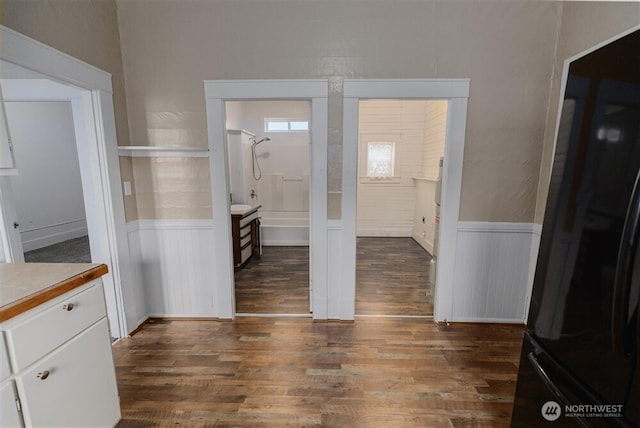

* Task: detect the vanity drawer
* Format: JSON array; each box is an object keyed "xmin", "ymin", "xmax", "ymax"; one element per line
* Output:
[
  {"xmin": 239, "ymin": 211, "xmax": 259, "ymax": 228},
  {"xmin": 240, "ymin": 233, "xmax": 252, "ymax": 248},
  {"xmin": 5, "ymin": 282, "xmax": 106, "ymax": 371},
  {"xmin": 240, "ymin": 245, "xmax": 253, "ymax": 265}
]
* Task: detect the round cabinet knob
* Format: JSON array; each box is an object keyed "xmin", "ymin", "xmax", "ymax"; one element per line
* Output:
[
  {"xmin": 37, "ymin": 371, "xmax": 50, "ymax": 380},
  {"xmin": 62, "ymin": 303, "xmax": 74, "ymax": 311}
]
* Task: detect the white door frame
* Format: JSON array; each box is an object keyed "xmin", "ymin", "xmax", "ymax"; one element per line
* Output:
[
  {"xmin": 0, "ymin": 26, "xmax": 131, "ymax": 338},
  {"xmin": 342, "ymin": 79, "xmax": 470, "ymax": 322},
  {"xmin": 204, "ymin": 80, "xmax": 329, "ymax": 319}
]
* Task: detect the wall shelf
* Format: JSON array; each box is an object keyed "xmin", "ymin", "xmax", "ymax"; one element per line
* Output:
[
  {"xmin": 117, "ymin": 146, "xmax": 209, "ymax": 158},
  {"xmin": 412, "ymin": 176, "xmax": 438, "ymax": 182}
]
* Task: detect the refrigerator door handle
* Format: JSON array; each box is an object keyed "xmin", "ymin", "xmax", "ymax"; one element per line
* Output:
[
  {"xmin": 528, "ymin": 352, "xmax": 593, "ymax": 428},
  {"xmin": 613, "ymin": 170, "xmax": 640, "ymax": 356},
  {"xmin": 527, "ymin": 352, "xmax": 572, "ymax": 405}
]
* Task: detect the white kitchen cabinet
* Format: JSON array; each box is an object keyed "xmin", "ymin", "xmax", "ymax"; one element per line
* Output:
[
  {"xmin": 1, "ymin": 331, "xmax": 22, "ymax": 427},
  {"xmin": 0, "ymin": 381, "xmax": 22, "ymax": 427},
  {"xmin": 1, "ymin": 274, "xmax": 120, "ymax": 427},
  {"xmin": 17, "ymin": 318, "xmax": 119, "ymax": 427}
]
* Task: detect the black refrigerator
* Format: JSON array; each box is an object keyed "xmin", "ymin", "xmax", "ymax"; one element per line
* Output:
[{"xmin": 511, "ymin": 30, "xmax": 640, "ymax": 427}]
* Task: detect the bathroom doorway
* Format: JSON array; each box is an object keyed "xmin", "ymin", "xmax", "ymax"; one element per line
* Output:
[
  {"xmin": 225, "ymin": 100, "xmax": 311, "ymax": 316},
  {"xmin": 355, "ymin": 99, "xmax": 446, "ymax": 317},
  {"xmin": 204, "ymin": 79, "xmax": 328, "ymax": 320}
]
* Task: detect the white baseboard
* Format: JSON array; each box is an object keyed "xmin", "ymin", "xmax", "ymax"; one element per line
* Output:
[
  {"xmin": 357, "ymin": 227, "xmax": 412, "ymax": 237},
  {"xmin": 412, "ymin": 232, "xmax": 434, "ymax": 255},
  {"xmin": 21, "ymin": 221, "xmax": 87, "ymax": 252}
]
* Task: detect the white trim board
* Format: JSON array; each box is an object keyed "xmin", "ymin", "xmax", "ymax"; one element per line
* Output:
[
  {"xmin": 204, "ymin": 79, "xmax": 328, "ymax": 320},
  {"xmin": 342, "ymin": 79, "xmax": 470, "ymax": 323},
  {"xmin": 0, "ymin": 26, "xmax": 134, "ymax": 338},
  {"xmin": 117, "ymin": 146, "xmax": 209, "ymax": 158}
]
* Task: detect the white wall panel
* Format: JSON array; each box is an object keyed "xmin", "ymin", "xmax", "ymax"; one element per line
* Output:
[
  {"xmin": 5, "ymin": 101, "xmax": 87, "ymax": 251},
  {"xmin": 327, "ymin": 221, "xmax": 342, "ymax": 319},
  {"xmin": 413, "ymin": 178, "xmax": 436, "ymax": 254},
  {"xmin": 128, "ymin": 220, "xmax": 216, "ymax": 318},
  {"xmin": 451, "ymin": 222, "xmax": 535, "ymax": 323},
  {"xmin": 124, "ymin": 222, "xmax": 148, "ymax": 330},
  {"xmin": 524, "ymin": 224, "xmax": 542, "ymax": 323},
  {"xmin": 357, "ymin": 100, "xmax": 427, "ymax": 236}
]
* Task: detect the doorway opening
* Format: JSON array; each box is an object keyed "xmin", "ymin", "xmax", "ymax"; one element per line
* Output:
[
  {"xmin": 0, "ymin": 26, "xmax": 132, "ymax": 338},
  {"xmin": 3, "ymin": 100, "xmax": 91, "ymax": 263},
  {"xmin": 225, "ymin": 100, "xmax": 311, "ymax": 316},
  {"xmin": 355, "ymin": 99, "xmax": 447, "ymax": 317},
  {"xmin": 342, "ymin": 79, "xmax": 470, "ymax": 322},
  {"xmin": 204, "ymin": 79, "xmax": 328, "ymax": 320}
]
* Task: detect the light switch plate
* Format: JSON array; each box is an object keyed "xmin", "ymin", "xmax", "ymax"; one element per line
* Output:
[{"xmin": 123, "ymin": 181, "xmax": 132, "ymax": 196}]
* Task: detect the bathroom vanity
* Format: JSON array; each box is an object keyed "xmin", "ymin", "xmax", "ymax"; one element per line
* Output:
[
  {"xmin": 230, "ymin": 204, "xmax": 261, "ymax": 269},
  {"xmin": 0, "ymin": 263, "xmax": 120, "ymax": 427}
]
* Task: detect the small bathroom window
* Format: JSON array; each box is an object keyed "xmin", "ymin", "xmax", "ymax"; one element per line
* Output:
[
  {"xmin": 265, "ymin": 118, "xmax": 309, "ymax": 132},
  {"xmin": 366, "ymin": 141, "xmax": 396, "ymax": 178}
]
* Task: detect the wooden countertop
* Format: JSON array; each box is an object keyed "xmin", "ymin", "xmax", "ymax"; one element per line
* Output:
[{"xmin": 0, "ymin": 263, "xmax": 109, "ymax": 322}]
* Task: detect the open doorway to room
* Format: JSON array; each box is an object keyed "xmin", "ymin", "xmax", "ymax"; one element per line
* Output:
[
  {"xmin": 342, "ymin": 79, "xmax": 470, "ymax": 323},
  {"xmin": 204, "ymin": 79, "xmax": 328, "ymax": 320},
  {"xmin": 3, "ymin": 100, "xmax": 91, "ymax": 263},
  {"xmin": 225, "ymin": 100, "xmax": 311, "ymax": 316},
  {"xmin": 0, "ymin": 27, "xmax": 134, "ymax": 337},
  {"xmin": 355, "ymin": 99, "xmax": 447, "ymax": 317}
]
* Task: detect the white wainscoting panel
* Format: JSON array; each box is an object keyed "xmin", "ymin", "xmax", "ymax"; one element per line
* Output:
[
  {"xmin": 125, "ymin": 222, "xmax": 148, "ymax": 331},
  {"xmin": 523, "ymin": 224, "xmax": 542, "ymax": 323},
  {"xmin": 451, "ymin": 222, "xmax": 536, "ymax": 323},
  {"xmin": 327, "ymin": 221, "xmax": 343, "ymax": 319},
  {"xmin": 127, "ymin": 220, "xmax": 217, "ymax": 318}
]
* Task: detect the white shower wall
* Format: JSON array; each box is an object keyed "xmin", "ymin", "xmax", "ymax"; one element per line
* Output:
[{"xmin": 226, "ymin": 101, "xmax": 310, "ymax": 245}]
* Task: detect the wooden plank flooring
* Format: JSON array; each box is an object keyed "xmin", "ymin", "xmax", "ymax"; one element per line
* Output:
[
  {"xmin": 114, "ymin": 318, "xmax": 524, "ymax": 427},
  {"xmin": 235, "ymin": 238, "xmax": 433, "ymax": 316},
  {"xmin": 356, "ymin": 237, "xmax": 433, "ymax": 316},
  {"xmin": 234, "ymin": 246, "xmax": 310, "ymax": 314}
]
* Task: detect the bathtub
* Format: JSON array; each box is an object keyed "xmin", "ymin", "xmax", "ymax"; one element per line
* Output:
[{"xmin": 259, "ymin": 212, "xmax": 309, "ymax": 246}]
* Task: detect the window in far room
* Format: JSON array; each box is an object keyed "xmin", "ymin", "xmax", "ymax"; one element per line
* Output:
[
  {"xmin": 366, "ymin": 141, "xmax": 396, "ymax": 178},
  {"xmin": 265, "ymin": 118, "xmax": 309, "ymax": 132}
]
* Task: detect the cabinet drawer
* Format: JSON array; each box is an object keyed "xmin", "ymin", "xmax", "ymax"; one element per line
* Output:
[
  {"xmin": 240, "ymin": 245, "xmax": 253, "ymax": 264},
  {"xmin": 240, "ymin": 232, "xmax": 252, "ymax": 248},
  {"xmin": 239, "ymin": 211, "xmax": 258, "ymax": 228},
  {"xmin": 6, "ymin": 282, "xmax": 106, "ymax": 371},
  {"xmin": 17, "ymin": 318, "xmax": 120, "ymax": 427}
]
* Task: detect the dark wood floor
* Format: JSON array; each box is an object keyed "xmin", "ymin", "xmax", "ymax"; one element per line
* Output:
[
  {"xmin": 234, "ymin": 246, "xmax": 310, "ymax": 314},
  {"xmin": 235, "ymin": 238, "xmax": 433, "ymax": 316},
  {"xmin": 356, "ymin": 237, "xmax": 433, "ymax": 317},
  {"xmin": 114, "ymin": 318, "xmax": 524, "ymax": 427}
]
